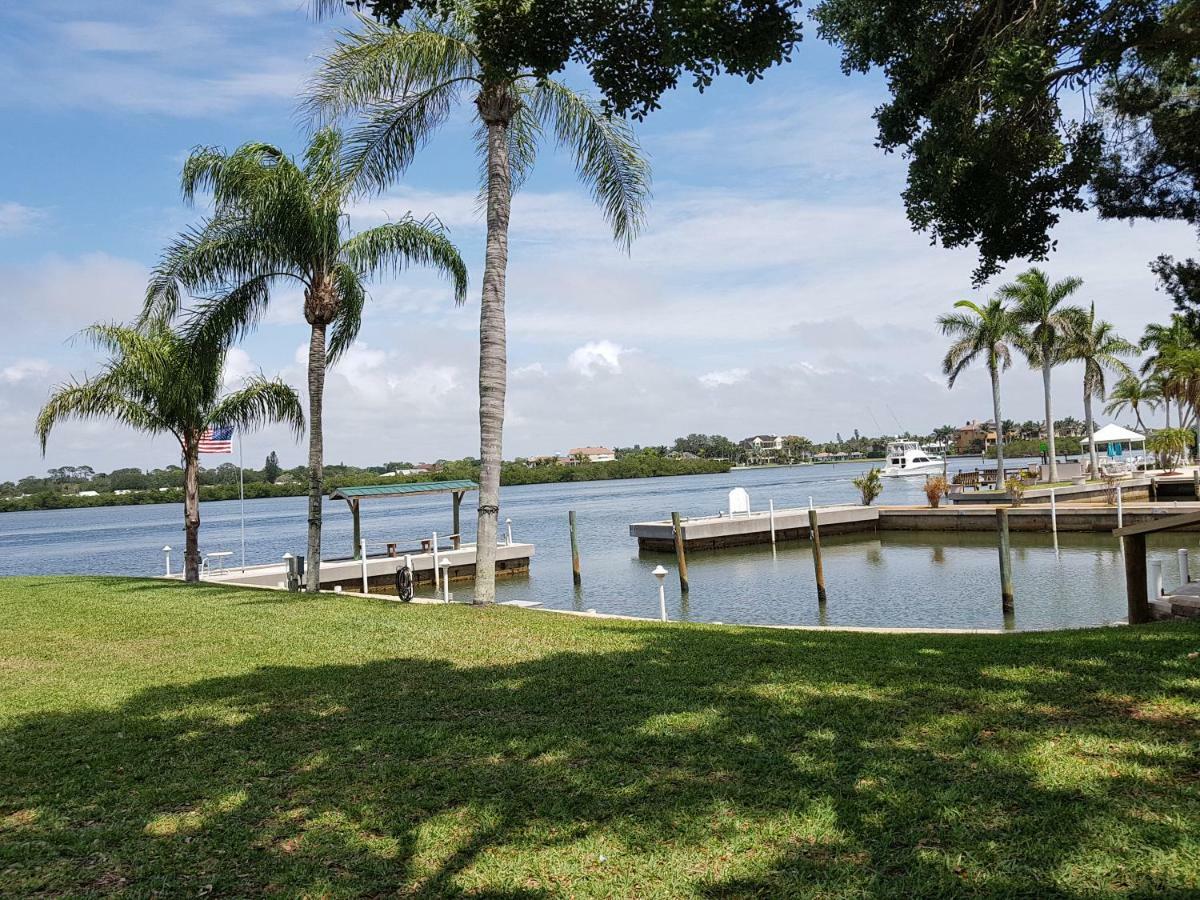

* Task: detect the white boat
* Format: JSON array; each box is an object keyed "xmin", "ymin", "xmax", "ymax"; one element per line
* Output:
[{"xmin": 880, "ymin": 440, "xmax": 945, "ymax": 477}]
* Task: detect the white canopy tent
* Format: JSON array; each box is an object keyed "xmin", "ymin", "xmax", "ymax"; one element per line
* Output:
[{"xmin": 1081, "ymin": 423, "xmax": 1146, "ymax": 459}]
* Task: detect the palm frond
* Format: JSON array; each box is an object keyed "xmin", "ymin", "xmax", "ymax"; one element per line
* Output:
[
  {"xmin": 327, "ymin": 264, "xmax": 367, "ymax": 364},
  {"xmin": 341, "ymin": 88, "xmax": 462, "ymax": 194},
  {"xmin": 340, "ymin": 217, "xmax": 468, "ymax": 299},
  {"xmin": 207, "ymin": 376, "xmax": 305, "ymax": 440},
  {"xmin": 532, "ymin": 78, "xmax": 652, "ymax": 249},
  {"xmin": 304, "ymin": 13, "xmax": 479, "ymax": 127}
]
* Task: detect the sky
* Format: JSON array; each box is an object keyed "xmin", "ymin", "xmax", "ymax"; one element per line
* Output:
[{"xmin": 0, "ymin": 1, "xmax": 1195, "ymax": 481}]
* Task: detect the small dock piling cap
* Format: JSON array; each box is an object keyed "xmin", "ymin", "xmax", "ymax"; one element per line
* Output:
[{"xmin": 652, "ymin": 565, "xmax": 668, "ymax": 579}]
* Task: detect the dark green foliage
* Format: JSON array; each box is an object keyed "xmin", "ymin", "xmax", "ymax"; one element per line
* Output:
[
  {"xmin": 814, "ymin": 0, "xmax": 1197, "ymax": 282},
  {"xmin": 263, "ymin": 451, "xmax": 281, "ymax": 484},
  {"xmin": 0, "ymin": 453, "xmax": 729, "ymax": 512},
  {"xmin": 328, "ymin": 0, "xmax": 803, "ymax": 118}
]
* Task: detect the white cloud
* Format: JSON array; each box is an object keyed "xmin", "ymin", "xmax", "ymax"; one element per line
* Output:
[
  {"xmin": 567, "ymin": 340, "xmax": 627, "ymax": 377},
  {"xmin": 699, "ymin": 368, "xmax": 748, "ymax": 387},
  {"xmin": 0, "ymin": 202, "xmax": 47, "ymax": 235},
  {"xmin": 1, "ymin": 359, "xmax": 52, "ymax": 384}
]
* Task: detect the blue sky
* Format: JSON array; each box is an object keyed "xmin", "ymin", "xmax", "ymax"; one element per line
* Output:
[{"xmin": 1, "ymin": 1, "xmax": 1195, "ymax": 480}]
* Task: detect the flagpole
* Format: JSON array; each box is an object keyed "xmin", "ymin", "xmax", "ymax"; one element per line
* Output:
[{"xmin": 238, "ymin": 428, "xmax": 246, "ymax": 571}]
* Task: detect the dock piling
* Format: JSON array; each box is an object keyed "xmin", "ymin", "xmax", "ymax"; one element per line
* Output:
[
  {"xmin": 1194, "ymin": 469, "xmax": 1199, "ymax": 500},
  {"xmin": 1179, "ymin": 548, "xmax": 1190, "ymax": 585},
  {"xmin": 1122, "ymin": 533, "xmax": 1151, "ymax": 624},
  {"xmin": 1117, "ymin": 486, "xmax": 1124, "ymax": 529},
  {"xmin": 569, "ymin": 510, "xmax": 582, "ymax": 586},
  {"xmin": 1049, "ymin": 488, "xmax": 1059, "ymax": 555},
  {"xmin": 432, "ymin": 532, "xmax": 440, "ymax": 593},
  {"xmin": 1149, "ymin": 559, "xmax": 1163, "ymax": 599},
  {"xmin": 807, "ymin": 508, "xmax": 827, "ymax": 603},
  {"xmin": 671, "ymin": 512, "xmax": 690, "ymax": 593},
  {"xmin": 996, "ymin": 508, "xmax": 1014, "ymax": 613},
  {"xmin": 360, "ymin": 539, "xmax": 368, "ymax": 594},
  {"xmin": 769, "ymin": 499, "xmax": 777, "ymax": 546}
]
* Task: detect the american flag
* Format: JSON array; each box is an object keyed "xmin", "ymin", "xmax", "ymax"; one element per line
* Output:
[{"xmin": 198, "ymin": 425, "xmax": 234, "ymax": 454}]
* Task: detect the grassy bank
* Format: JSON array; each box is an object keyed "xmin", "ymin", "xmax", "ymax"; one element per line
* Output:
[{"xmin": 1, "ymin": 577, "xmax": 1198, "ymax": 896}]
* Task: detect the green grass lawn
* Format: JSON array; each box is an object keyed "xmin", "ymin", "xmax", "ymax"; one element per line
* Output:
[{"xmin": 2, "ymin": 577, "xmax": 1198, "ymax": 897}]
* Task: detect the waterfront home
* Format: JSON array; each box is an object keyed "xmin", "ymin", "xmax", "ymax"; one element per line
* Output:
[
  {"xmin": 953, "ymin": 419, "xmax": 997, "ymax": 454},
  {"xmin": 567, "ymin": 447, "xmax": 616, "ymax": 464}
]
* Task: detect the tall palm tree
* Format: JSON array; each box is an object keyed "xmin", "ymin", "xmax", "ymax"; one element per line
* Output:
[
  {"xmin": 1063, "ymin": 305, "xmax": 1135, "ymax": 475},
  {"xmin": 142, "ymin": 129, "xmax": 468, "ymax": 592},
  {"xmin": 938, "ymin": 298, "xmax": 1023, "ymax": 483},
  {"xmin": 307, "ymin": 10, "xmax": 651, "ymax": 603},
  {"xmin": 999, "ymin": 267, "xmax": 1085, "ymax": 482},
  {"xmin": 1104, "ymin": 374, "xmax": 1161, "ymax": 431},
  {"xmin": 36, "ymin": 321, "xmax": 304, "ymax": 581}
]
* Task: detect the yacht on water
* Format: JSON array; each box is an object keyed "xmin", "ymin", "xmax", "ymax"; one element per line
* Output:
[{"xmin": 880, "ymin": 440, "xmax": 945, "ymax": 477}]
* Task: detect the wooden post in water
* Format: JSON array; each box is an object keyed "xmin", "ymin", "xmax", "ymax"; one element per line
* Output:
[
  {"xmin": 1151, "ymin": 477, "xmax": 1158, "ymax": 502},
  {"xmin": 671, "ymin": 512, "xmax": 689, "ymax": 593},
  {"xmin": 996, "ymin": 508, "xmax": 1014, "ymax": 613},
  {"xmin": 568, "ymin": 510, "xmax": 582, "ymax": 586},
  {"xmin": 1193, "ymin": 469, "xmax": 1199, "ymax": 500},
  {"xmin": 807, "ymin": 508, "xmax": 827, "ymax": 603},
  {"xmin": 1122, "ymin": 533, "xmax": 1151, "ymax": 624}
]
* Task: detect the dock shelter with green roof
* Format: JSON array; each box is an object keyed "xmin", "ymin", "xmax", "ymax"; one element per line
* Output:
[{"xmin": 330, "ymin": 480, "xmax": 478, "ymax": 559}]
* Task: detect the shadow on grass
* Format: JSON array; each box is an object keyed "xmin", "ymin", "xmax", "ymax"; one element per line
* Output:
[{"xmin": 1, "ymin": 615, "xmax": 1198, "ymax": 896}]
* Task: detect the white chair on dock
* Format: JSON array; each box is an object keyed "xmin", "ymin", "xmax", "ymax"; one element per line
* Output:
[{"xmin": 728, "ymin": 488, "xmax": 751, "ymax": 518}]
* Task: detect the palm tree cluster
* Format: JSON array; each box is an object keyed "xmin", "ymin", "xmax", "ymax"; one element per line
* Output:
[
  {"xmin": 37, "ymin": 7, "xmax": 649, "ymax": 600},
  {"xmin": 938, "ymin": 267, "xmax": 1140, "ymax": 481}
]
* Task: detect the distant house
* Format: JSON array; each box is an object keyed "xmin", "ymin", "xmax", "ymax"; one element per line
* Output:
[
  {"xmin": 525, "ymin": 455, "xmax": 561, "ymax": 468},
  {"xmin": 953, "ymin": 420, "xmax": 997, "ymax": 455},
  {"xmin": 739, "ymin": 434, "xmax": 783, "ymax": 463},
  {"xmin": 77, "ymin": 490, "xmax": 100, "ymax": 497},
  {"xmin": 567, "ymin": 447, "xmax": 616, "ymax": 464}
]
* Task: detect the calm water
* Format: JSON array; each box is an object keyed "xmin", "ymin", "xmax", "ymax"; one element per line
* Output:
[{"xmin": 0, "ymin": 460, "xmax": 1183, "ymax": 630}]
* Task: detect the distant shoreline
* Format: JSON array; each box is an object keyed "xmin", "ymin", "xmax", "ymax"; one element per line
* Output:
[{"xmin": 0, "ymin": 456, "xmax": 731, "ymax": 513}]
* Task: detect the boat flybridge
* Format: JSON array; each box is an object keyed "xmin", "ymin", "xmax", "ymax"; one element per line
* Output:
[{"xmin": 880, "ymin": 440, "xmax": 945, "ymax": 477}]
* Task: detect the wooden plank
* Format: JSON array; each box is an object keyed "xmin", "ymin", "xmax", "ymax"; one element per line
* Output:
[{"xmin": 1113, "ymin": 509, "xmax": 1200, "ymax": 537}]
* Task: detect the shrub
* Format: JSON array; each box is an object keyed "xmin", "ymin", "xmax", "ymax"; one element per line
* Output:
[
  {"xmin": 924, "ymin": 475, "xmax": 949, "ymax": 508},
  {"xmin": 1005, "ymin": 476, "xmax": 1026, "ymax": 507},
  {"xmin": 853, "ymin": 467, "xmax": 883, "ymax": 506},
  {"xmin": 1146, "ymin": 427, "xmax": 1192, "ymax": 473},
  {"xmin": 1101, "ymin": 473, "xmax": 1122, "ymax": 504}
]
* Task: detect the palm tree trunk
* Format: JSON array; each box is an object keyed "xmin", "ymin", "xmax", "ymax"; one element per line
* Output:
[
  {"xmin": 1085, "ymin": 389, "xmax": 1098, "ymax": 477},
  {"xmin": 473, "ymin": 88, "xmax": 515, "ymax": 605},
  {"xmin": 990, "ymin": 357, "xmax": 1006, "ymax": 485},
  {"xmin": 1042, "ymin": 354, "xmax": 1057, "ymax": 481},
  {"xmin": 305, "ymin": 323, "xmax": 327, "ymax": 593},
  {"xmin": 1133, "ymin": 404, "xmax": 1144, "ymax": 432},
  {"xmin": 183, "ymin": 438, "xmax": 201, "ymax": 583}
]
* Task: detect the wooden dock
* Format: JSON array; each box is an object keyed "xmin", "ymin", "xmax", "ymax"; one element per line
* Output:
[
  {"xmin": 629, "ymin": 505, "xmax": 878, "ymax": 552},
  {"xmin": 201, "ymin": 541, "xmax": 534, "ymax": 596}
]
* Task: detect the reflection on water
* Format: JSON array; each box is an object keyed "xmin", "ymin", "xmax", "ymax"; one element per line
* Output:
[{"xmin": 1, "ymin": 460, "xmax": 1191, "ymax": 630}]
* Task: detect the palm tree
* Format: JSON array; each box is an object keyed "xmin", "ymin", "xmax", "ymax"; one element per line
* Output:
[
  {"xmin": 142, "ymin": 129, "xmax": 468, "ymax": 592},
  {"xmin": 36, "ymin": 320, "xmax": 304, "ymax": 582},
  {"xmin": 307, "ymin": 10, "xmax": 651, "ymax": 603},
  {"xmin": 999, "ymin": 267, "xmax": 1085, "ymax": 482},
  {"xmin": 1140, "ymin": 315, "xmax": 1200, "ymax": 432},
  {"xmin": 1104, "ymin": 374, "xmax": 1161, "ymax": 431},
  {"xmin": 1063, "ymin": 305, "xmax": 1135, "ymax": 475},
  {"xmin": 938, "ymin": 298, "xmax": 1023, "ymax": 483}
]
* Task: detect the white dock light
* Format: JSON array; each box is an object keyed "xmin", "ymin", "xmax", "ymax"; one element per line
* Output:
[
  {"xmin": 505, "ymin": 517, "xmax": 513, "ymax": 546},
  {"xmin": 162, "ymin": 545, "xmax": 172, "ymax": 577},
  {"xmin": 440, "ymin": 557, "xmax": 452, "ymax": 603},
  {"xmin": 652, "ymin": 564, "xmax": 668, "ymax": 622}
]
